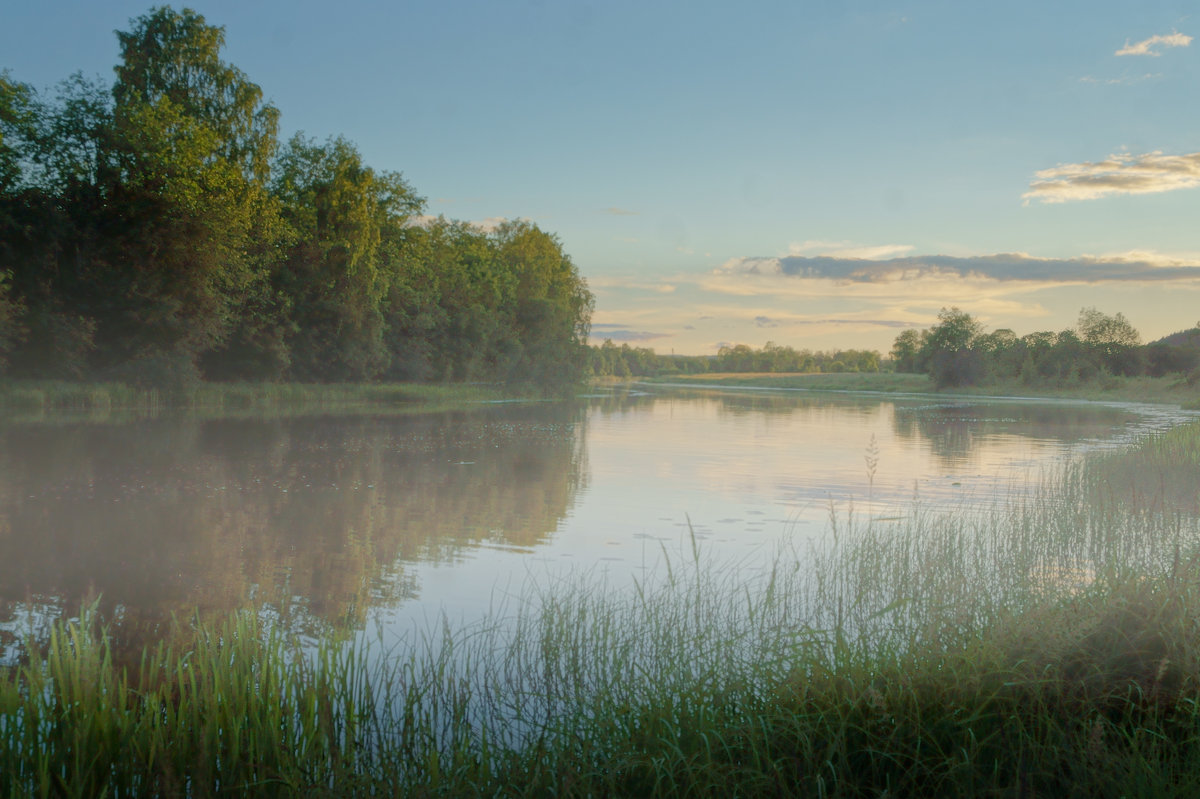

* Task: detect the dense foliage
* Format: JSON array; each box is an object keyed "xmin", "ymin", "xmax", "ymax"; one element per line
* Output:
[
  {"xmin": 892, "ymin": 307, "xmax": 1200, "ymax": 388},
  {"xmin": 589, "ymin": 339, "xmax": 882, "ymax": 377},
  {"xmin": 0, "ymin": 7, "xmax": 593, "ymax": 389}
]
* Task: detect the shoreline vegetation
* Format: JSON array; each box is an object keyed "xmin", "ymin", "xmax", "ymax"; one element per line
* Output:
[
  {"xmin": 1, "ymin": 367, "xmax": 1196, "ymax": 425},
  {"xmin": 639, "ymin": 371, "xmax": 1200, "ymax": 408},
  {"xmin": 3, "ymin": 414, "xmax": 1200, "ymax": 795},
  {"xmin": 0, "ymin": 379, "xmax": 538, "ymax": 419}
]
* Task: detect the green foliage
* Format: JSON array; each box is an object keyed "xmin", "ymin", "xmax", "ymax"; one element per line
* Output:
[
  {"xmin": 920, "ymin": 307, "xmax": 985, "ymax": 387},
  {"xmin": 891, "ymin": 306, "xmax": 1192, "ymax": 391},
  {"xmin": 274, "ymin": 134, "xmax": 421, "ymax": 381},
  {"xmin": 0, "ymin": 7, "xmax": 592, "ymax": 389},
  {"xmin": 889, "ymin": 328, "xmax": 923, "ymax": 373},
  {"xmin": 0, "ymin": 72, "xmax": 36, "ymax": 193},
  {"xmin": 113, "ymin": 6, "xmax": 279, "ymax": 182},
  {"xmin": 588, "ymin": 341, "xmax": 884, "ymax": 379}
]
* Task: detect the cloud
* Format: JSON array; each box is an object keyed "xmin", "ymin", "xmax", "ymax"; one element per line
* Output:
[
  {"xmin": 471, "ymin": 216, "xmax": 513, "ymax": 233},
  {"xmin": 602, "ymin": 206, "xmax": 639, "ymax": 216},
  {"xmin": 754, "ymin": 316, "xmax": 779, "ymax": 328},
  {"xmin": 589, "ymin": 323, "xmax": 670, "ymax": 343},
  {"xmin": 1116, "ymin": 31, "xmax": 1192, "ymax": 56},
  {"xmin": 752, "ymin": 314, "xmax": 911, "ymax": 329},
  {"xmin": 715, "ymin": 251, "xmax": 1200, "ymax": 286},
  {"xmin": 587, "ymin": 276, "xmax": 677, "ymax": 294},
  {"xmin": 1078, "ymin": 73, "xmax": 1161, "ymax": 85},
  {"xmin": 401, "ymin": 214, "xmax": 527, "ymax": 232},
  {"xmin": 788, "ymin": 240, "xmax": 915, "ymax": 260},
  {"xmin": 1024, "ymin": 150, "xmax": 1200, "ymax": 203},
  {"xmin": 403, "ymin": 214, "xmax": 438, "ymax": 229}
]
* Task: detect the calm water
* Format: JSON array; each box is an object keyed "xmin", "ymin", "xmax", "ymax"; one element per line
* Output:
[{"xmin": 0, "ymin": 385, "xmax": 1191, "ymax": 653}]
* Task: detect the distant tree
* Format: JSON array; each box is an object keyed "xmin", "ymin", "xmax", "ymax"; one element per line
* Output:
[
  {"xmin": 890, "ymin": 329, "xmax": 923, "ymax": 372},
  {"xmin": 921, "ymin": 308, "xmax": 985, "ymax": 387},
  {"xmin": 1077, "ymin": 307, "xmax": 1142, "ymax": 376}
]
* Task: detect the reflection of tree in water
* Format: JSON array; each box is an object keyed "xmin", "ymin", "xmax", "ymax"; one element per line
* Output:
[
  {"xmin": 891, "ymin": 402, "xmax": 1137, "ymax": 465},
  {"xmin": 598, "ymin": 386, "xmax": 887, "ymax": 421},
  {"xmin": 0, "ymin": 403, "xmax": 587, "ymax": 645}
]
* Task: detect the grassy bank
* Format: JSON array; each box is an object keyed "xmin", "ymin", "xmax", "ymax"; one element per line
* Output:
[
  {"xmin": 0, "ymin": 379, "xmax": 527, "ymax": 419},
  {"xmin": 3, "ymin": 423, "xmax": 1200, "ymax": 796},
  {"xmin": 644, "ymin": 371, "xmax": 1200, "ymax": 407}
]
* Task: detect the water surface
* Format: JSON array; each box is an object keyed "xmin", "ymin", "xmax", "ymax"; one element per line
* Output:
[{"xmin": 0, "ymin": 386, "xmax": 1189, "ymax": 652}]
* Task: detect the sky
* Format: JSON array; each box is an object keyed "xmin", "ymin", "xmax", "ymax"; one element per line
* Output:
[{"xmin": 5, "ymin": 0, "xmax": 1200, "ymax": 355}]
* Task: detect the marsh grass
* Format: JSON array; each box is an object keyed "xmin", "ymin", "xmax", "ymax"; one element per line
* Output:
[
  {"xmin": 0, "ymin": 380, "xmax": 517, "ymax": 421},
  {"xmin": 649, "ymin": 371, "xmax": 1200, "ymax": 407},
  {"xmin": 4, "ymin": 423, "xmax": 1200, "ymax": 796}
]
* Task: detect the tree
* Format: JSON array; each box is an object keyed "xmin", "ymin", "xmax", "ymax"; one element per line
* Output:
[
  {"xmin": 890, "ymin": 329, "xmax": 923, "ymax": 373},
  {"xmin": 274, "ymin": 134, "xmax": 422, "ymax": 381},
  {"xmin": 492, "ymin": 220, "xmax": 593, "ymax": 384},
  {"xmin": 20, "ymin": 5, "xmax": 293, "ymax": 387},
  {"xmin": 1077, "ymin": 307, "xmax": 1142, "ymax": 376},
  {"xmin": 0, "ymin": 72, "xmax": 35, "ymax": 194},
  {"xmin": 114, "ymin": 6, "xmax": 279, "ymax": 183},
  {"xmin": 921, "ymin": 308, "xmax": 985, "ymax": 387}
]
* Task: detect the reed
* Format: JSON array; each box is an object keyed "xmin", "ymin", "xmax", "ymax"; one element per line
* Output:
[
  {"xmin": 3, "ymin": 422, "xmax": 1200, "ymax": 796},
  {"xmin": 0, "ymin": 379, "xmax": 517, "ymax": 420}
]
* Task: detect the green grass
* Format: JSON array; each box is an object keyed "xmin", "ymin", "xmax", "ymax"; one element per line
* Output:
[
  {"xmin": 643, "ymin": 371, "xmax": 1200, "ymax": 407},
  {"xmin": 4, "ymin": 422, "xmax": 1200, "ymax": 796},
  {"xmin": 0, "ymin": 379, "xmax": 525, "ymax": 421}
]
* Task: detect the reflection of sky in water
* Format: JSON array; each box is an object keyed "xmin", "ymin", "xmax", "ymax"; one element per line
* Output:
[
  {"xmin": 376, "ymin": 389, "xmax": 1195, "ymax": 636},
  {"xmin": 0, "ymin": 387, "xmax": 1194, "ymax": 654}
]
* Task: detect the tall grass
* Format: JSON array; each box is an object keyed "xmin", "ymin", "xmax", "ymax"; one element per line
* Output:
[
  {"xmin": 4, "ymin": 422, "xmax": 1200, "ymax": 796},
  {"xmin": 0, "ymin": 379, "xmax": 517, "ymax": 420}
]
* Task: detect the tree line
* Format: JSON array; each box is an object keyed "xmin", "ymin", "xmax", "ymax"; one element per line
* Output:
[
  {"xmin": 892, "ymin": 307, "xmax": 1200, "ymax": 388},
  {"xmin": 0, "ymin": 7, "xmax": 593, "ymax": 390},
  {"xmin": 589, "ymin": 339, "xmax": 883, "ymax": 377}
]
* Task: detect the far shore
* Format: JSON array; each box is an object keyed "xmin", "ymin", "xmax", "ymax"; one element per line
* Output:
[{"xmin": 635, "ymin": 371, "xmax": 1200, "ymax": 408}]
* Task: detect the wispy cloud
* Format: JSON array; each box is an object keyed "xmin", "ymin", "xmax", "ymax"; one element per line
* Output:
[
  {"xmin": 403, "ymin": 214, "xmax": 439, "ymax": 229},
  {"xmin": 602, "ymin": 206, "xmax": 639, "ymax": 216},
  {"xmin": 754, "ymin": 316, "xmax": 779, "ymax": 328},
  {"xmin": 1024, "ymin": 150, "xmax": 1200, "ymax": 203},
  {"xmin": 1116, "ymin": 31, "xmax": 1192, "ymax": 56},
  {"xmin": 788, "ymin": 240, "xmax": 915, "ymax": 260},
  {"xmin": 401, "ymin": 214, "xmax": 528, "ymax": 232},
  {"xmin": 1078, "ymin": 73, "xmax": 1161, "ymax": 85},
  {"xmin": 715, "ymin": 252, "xmax": 1200, "ymax": 286},
  {"xmin": 587, "ymin": 275, "xmax": 677, "ymax": 294},
  {"xmin": 589, "ymin": 323, "xmax": 670, "ymax": 343}
]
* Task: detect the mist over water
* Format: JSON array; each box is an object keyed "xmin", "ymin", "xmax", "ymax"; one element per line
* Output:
[{"xmin": 0, "ymin": 386, "xmax": 1191, "ymax": 657}]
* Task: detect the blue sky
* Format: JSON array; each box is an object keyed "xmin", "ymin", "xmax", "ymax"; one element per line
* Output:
[{"xmin": 5, "ymin": 1, "xmax": 1200, "ymax": 354}]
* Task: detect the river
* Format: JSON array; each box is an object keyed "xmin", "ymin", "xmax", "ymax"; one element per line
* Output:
[{"xmin": 0, "ymin": 384, "xmax": 1192, "ymax": 657}]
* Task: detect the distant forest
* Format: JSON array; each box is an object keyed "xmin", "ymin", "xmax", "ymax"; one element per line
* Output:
[
  {"xmin": 588, "ymin": 340, "xmax": 883, "ymax": 377},
  {"xmin": 891, "ymin": 307, "xmax": 1200, "ymax": 388},
  {"xmin": 589, "ymin": 308, "xmax": 1200, "ymax": 387},
  {"xmin": 0, "ymin": 7, "xmax": 593, "ymax": 390}
]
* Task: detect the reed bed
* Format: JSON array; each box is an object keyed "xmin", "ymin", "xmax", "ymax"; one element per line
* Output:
[
  {"xmin": 0, "ymin": 379, "xmax": 513, "ymax": 419},
  {"xmin": 4, "ymin": 422, "xmax": 1200, "ymax": 796}
]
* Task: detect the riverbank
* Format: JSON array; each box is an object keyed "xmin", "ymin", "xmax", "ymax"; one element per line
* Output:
[
  {"xmin": 641, "ymin": 371, "xmax": 1200, "ymax": 407},
  {"xmin": 3, "ymin": 414, "xmax": 1199, "ymax": 795},
  {"xmin": 0, "ymin": 379, "xmax": 534, "ymax": 420}
]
